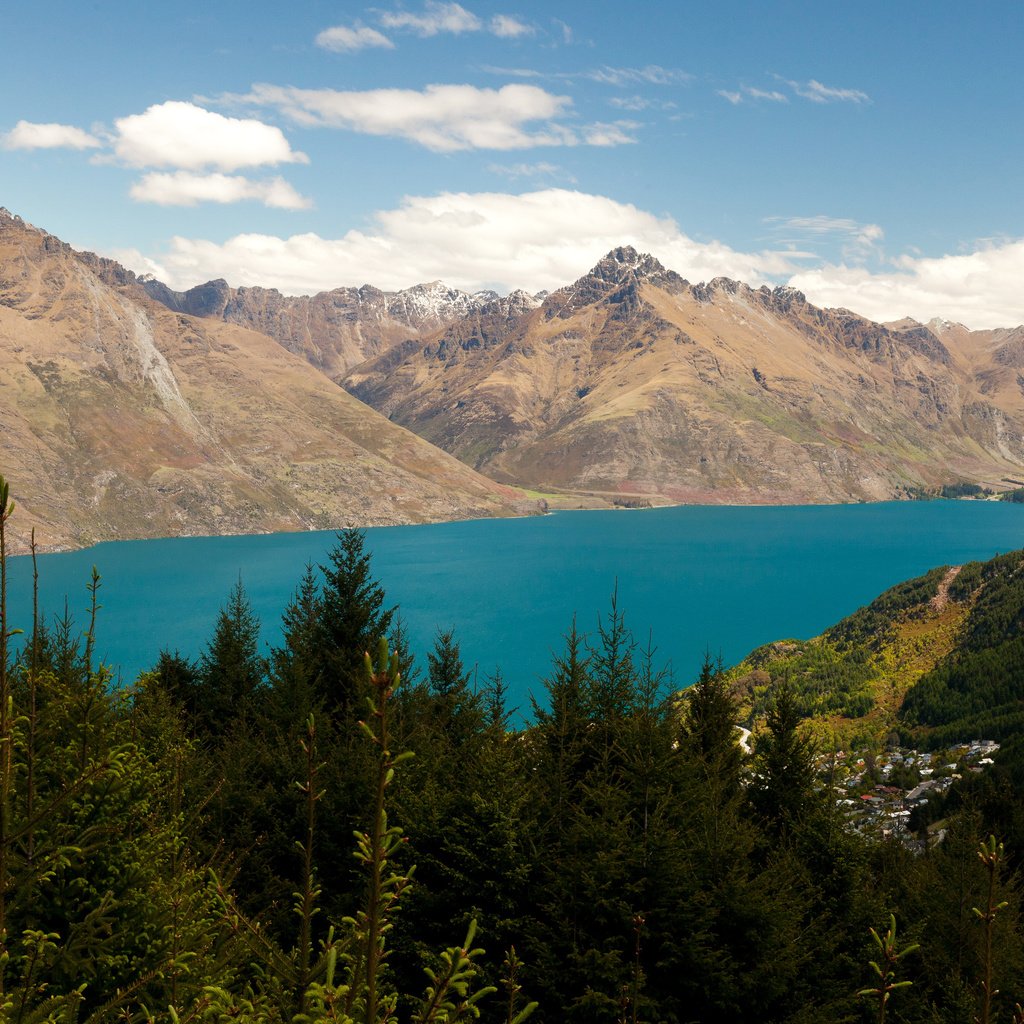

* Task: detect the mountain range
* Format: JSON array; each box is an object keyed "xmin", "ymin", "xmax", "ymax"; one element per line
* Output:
[
  {"xmin": 0, "ymin": 208, "xmax": 525, "ymax": 552},
  {"xmin": 3, "ymin": 206, "xmax": 1024, "ymax": 549}
]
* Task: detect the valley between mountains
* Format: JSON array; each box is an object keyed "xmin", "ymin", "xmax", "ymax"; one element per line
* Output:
[{"xmin": 3, "ymin": 205, "xmax": 1024, "ymax": 551}]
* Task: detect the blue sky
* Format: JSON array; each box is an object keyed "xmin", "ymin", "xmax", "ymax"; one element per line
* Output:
[{"xmin": 3, "ymin": 1, "xmax": 1023, "ymax": 327}]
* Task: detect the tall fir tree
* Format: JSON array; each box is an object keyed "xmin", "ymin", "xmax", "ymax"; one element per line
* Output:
[
  {"xmin": 313, "ymin": 529, "xmax": 394, "ymax": 715},
  {"xmin": 195, "ymin": 576, "xmax": 265, "ymax": 736}
]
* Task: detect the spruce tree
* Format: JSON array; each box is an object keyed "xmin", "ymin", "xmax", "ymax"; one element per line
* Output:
[
  {"xmin": 748, "ymin": 677, "xmax": 818, "ymax": 830},
  {"xmin": 196, "ymin": 575, "xmax": 265, "ymax": 736},
  {"xmin": 313, "ymin": 529, "xmax": 394, "ymax": 715}
]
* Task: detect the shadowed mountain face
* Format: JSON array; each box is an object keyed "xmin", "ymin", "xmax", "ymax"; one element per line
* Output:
[
  {"xmin": 0, "ymin": 209, "xmax": 525, "ymax": 551},
  {"xmin": 342, "ymin": 247, "xmax": 1024, "ymax": 504}
]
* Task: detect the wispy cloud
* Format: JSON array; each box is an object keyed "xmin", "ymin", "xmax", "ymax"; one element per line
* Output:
[
  {"xmin": 3, "ymin": 120, "xmax": 102, "ymax": 150},
  {"xmin": 377, "ymin": 1, "xmax": 482, "ymax": 36},
  {"xmin": 746, "ymin": 87, "xmax": 787, "ymax": 102},
  {"xmin": 552, "ymin": 18, "xmax": 573, "ymax": 44},
  {"xmin": 774, "ymin": 76, "xmax": 870, "ymax": 104},
  {"xmin": 487, "ymin": 161, "xmax": 576, "ymax": 183},
  {"xmin": 481, "ymin": 64, "xmax": 691, "ymax": 89},
  {"xmin": 130, "ymin": 171, "xmax": 312, "ymax": 209},
  {"xmin": 585, "ymin": 65, "xmax": 692, "ymax": 86},
  {"xmin": 764, "ymin": 214, "xmax": 884, "ymax": 265},
  {"xmin": 490, "ymin": 14, "xmax": 534, "ymax": 38},
  {"xmin": 225, "ymin": 82, "xmax": 633, "ymax": 151},
  {"xmin": 315, "ymin": 24, "xmax": 395, "ymax": 52},
  {"xmin": 370, "ymin": 4, "xmax": 535, "ymax": 41},
  {"xmin": 609, "ymin": 95, "xmax": 652, "ymax": 111},
  {"xmin": 717, "ymin": 85, "xmax": 787, "ymax": 104},
  {"xmin": 584, "ymin": 121, "xmax": 639, "ymax": 146}
]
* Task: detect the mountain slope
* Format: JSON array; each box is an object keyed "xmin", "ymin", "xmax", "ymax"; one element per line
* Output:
[
  {"xmin": 343, "ymin": 247, "xmax": 1024, "ymax": 503},
  {"xmin": 0, "ymin": 209, "xmax": 526, "ymax": 551},
  {"xmin": 727, "ymin": 548, "xmax": 1024, "ymax": 749}
]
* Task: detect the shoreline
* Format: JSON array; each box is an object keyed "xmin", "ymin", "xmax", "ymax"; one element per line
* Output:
[{"xmin": 9, "ymin": 491, "xmax": 1020, "ymax": 560}]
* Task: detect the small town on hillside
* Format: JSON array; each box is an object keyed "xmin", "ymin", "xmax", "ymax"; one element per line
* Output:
[{"xmin": 821, "ymin": 739, "xmax": 1001, "ymax": 849}]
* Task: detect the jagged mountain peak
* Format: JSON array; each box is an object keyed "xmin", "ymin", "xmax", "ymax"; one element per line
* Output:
[
  {"xmin": 547, "ymin": 246, "xmax": 682, "ymax": 318},
  {"xmin": 588, "ymin": 245, "xmax": 667, "ymax": 284}
]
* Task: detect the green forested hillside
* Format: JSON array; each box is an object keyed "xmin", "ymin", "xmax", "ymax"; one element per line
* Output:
[{"xmin": 3, "ymin": 473, "xmax": 1024, "ymax": 1024}]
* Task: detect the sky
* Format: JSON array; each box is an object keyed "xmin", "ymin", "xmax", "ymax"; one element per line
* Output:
[{"xmin": 2, "ymin": 0, "xmax": 1023, "ymax": 328}]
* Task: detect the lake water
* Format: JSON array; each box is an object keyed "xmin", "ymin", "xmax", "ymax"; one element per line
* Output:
[{"xmin": 5, "ymin": 501, "xmax": 1024, "ymax": 719}]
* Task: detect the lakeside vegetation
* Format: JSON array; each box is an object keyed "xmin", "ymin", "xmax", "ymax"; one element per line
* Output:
[{"xmin": 2, "ymin": 474, "xmax": 1024, "ymax": 1023}]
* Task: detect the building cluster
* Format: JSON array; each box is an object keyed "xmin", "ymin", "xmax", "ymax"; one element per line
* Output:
[{"xmin": 823, "ymin": 739, "xmax": 1001, "ymax": 847}]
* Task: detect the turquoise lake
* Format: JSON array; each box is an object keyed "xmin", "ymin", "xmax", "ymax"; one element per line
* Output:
[{"xmin": 5, "ymin": 501, "xmax": 1024, "ymax": 718}]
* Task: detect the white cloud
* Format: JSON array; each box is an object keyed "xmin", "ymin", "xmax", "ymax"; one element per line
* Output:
[
  {"xmin": 138, "ymin": 189, "xmax": 1024, "ymax": 329},
  {"xmin": 776, "ymin": 76, "xmax": 870, "ymax": 104},
  {"xmin": 378, "ymin": 1, "xmax": 481, "ymax": 36},
  {"xmin": 113, "ymin": 101, "xmax": 307, "ymax": 171},
  {"xmin": 3, "ymin": 120, "xmax": 102, "ymax": 150},
  {"xmin": 487, "ymin": 161, "xmax": 576, "ymax": 183},
  {"xmin": 608, "ymin": 95, "xmax": 651, "ymax": 111},
  {"xmin": 130, "ymin": 171, "xmax": 312, "ymax": 209},
  {"xmin": 587, "ymin": 65, "xmax": 692, "ymax": 86},
  {"xmin": 583, "ymin": 122, "xmax": 639, "ymax": 146},
  {"xmin": 765, "ymin": 215, "xmax": 884, "ymax": 262},
  {"xmin": 145, "ymin": 188, "xmax": 801, "ymax": 296},
  {"xmin": 232, "ymin": 82, "xmax": 618, "ymax": 151},
  {"xmin": 718, "ymin": 85, "xmax": 789, "ymax": 105},
  {"xmin": 490, "ymin": 14, "xmax": 534, "ymax": 37},
  {"xmin": 745, "ymin": 87, "xmax": 788, "ymax": 102},
  {"xmin": 316, "ymin": 24, "xmax": 394, "ymax": 52},
  {"xmin": 788, "ymin": 240, "xmax": 1024, "ymax": 329}
]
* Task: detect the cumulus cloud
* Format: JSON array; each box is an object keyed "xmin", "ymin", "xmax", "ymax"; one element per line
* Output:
[
  {"xmin": 142, "ymin": 188, "xmax": 801, "ymax": 296},
  {"xmin": 130, "ymin": 171, "xmax": 312, "ymax": 209},
  {"xmin": 788, "ymin": 241, "xmax": 1024, "ymax": 329},
  {"xmin": 3, "ymin": 120, "xmax": 102, "ymax": 150},
  {"xmin": 231, "ymin": 82, "xmax": 623, "ymax": 151},
  {"xmin": 316, "ymin": 24, "xmax": 394, "ymax": 52},
  {"xmin": 113, "ymin": 101, "xmax": 308, "ymax": 171},
  {"xmin": 378, "ymin": 1, "xmax": 481, "ymax": 35}
]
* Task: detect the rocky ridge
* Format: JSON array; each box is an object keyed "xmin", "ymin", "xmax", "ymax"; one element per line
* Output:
[{"xmin": 140, "ymin": 273, "xmax": 543, "ymax": 379}]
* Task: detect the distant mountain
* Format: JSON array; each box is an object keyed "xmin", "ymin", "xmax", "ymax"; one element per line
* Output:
[
  {"xmin": 0, "ymin": 209, "xmax": 526, "ymax": 552},
  {"xmin": 140, "ymin": 275, "xmax": 542, "ymax": 379},
  {"xmin": 343, "ymin": 246, "xmax": 1024, "ymax": 504}
]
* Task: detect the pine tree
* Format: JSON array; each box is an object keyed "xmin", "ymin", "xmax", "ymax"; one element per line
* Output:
[
  {"xmin": 267, "ymin": 563, "xmax": 322, "ymax": 724},
  {"xmin": 748, "ymin": 677, "xmax": 818, "ymax": 830},
  {"xmin": 196, "ymin": 575, "xmax": 265, "ymax": 736},
  {"xmin": 427, "ymin": 628, "xmax": 483, "ymax": 747},
  {"xmin": 314, "ymin": 529, "xmax": 394, "ymax": 715}
]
